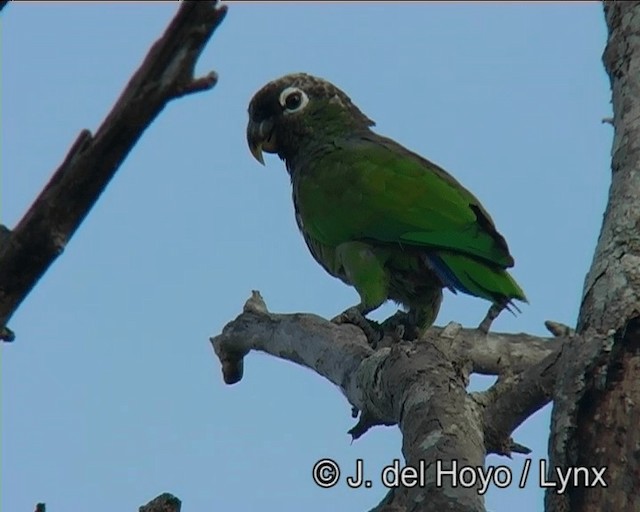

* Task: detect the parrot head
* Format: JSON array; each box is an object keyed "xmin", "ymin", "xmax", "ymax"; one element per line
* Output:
[{"xmin": 246, "ymin": 73, "xmax": 374, "ymax": 165}]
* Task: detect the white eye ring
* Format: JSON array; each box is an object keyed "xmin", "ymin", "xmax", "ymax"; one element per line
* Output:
[{"xmin": 279, "ymin": 87, "xmax": 309, "ymax": 114}]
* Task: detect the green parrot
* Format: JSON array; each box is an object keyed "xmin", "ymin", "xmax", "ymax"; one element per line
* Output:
[{"xmin": 246, "ymin": 73, "xmax": 526, "ymax": 342}]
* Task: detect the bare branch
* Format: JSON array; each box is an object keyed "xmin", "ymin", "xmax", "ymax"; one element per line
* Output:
[
  {"xmin": 479, "ymin": 345, "xmax": 564, "ymax": 455},
  {"xmin": 437, "ymin": 323, "xmax": 563, "ymax": 375},
  {"xmin": 211, "ymin": 292, "xmax": 563, "ymax": 395},
  {"xmin": 211, "ymin": 291, "xmax": 374, "ymax": 399},
  {"xmin": 211, "ymin": 292, "xmax": 575, "ymax": 509},
  {"xmin": 0, "ymin": 1, "xmax": 228, "ymax": 340}
]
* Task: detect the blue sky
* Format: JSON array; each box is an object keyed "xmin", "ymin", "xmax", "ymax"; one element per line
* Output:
[{"xmin": 2, "ymin": 3, "xmax": 611, "ymax": 511}]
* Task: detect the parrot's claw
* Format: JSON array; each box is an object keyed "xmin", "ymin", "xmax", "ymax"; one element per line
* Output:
[
  {"xmin": 380, "ymin": 311, "xmax": 420, "ymax": 341},
  {"xmin": 332, "ymin": 307, "xmax": 383, "ymax": 348}
]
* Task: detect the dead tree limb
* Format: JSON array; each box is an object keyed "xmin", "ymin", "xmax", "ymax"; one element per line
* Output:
[
  {"xmin": 0, "ymin": 1, "xmax": 227, "ymax": 341},
  {"xmin": 211, "ymin": 291, "xmax": 575, "ymax": 510}
]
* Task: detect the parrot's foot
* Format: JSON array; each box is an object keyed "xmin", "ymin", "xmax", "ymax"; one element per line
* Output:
[
  {"xmin": 380, "ymin": 311, "xmax": 420, "ymax": 341},
  {"xmin": 332, "ymin": 307, "xmax": 383, "ymax": 348},
  {"xmin": 478, "ymin": 304, "xmax": 503, "ymax": 334}
]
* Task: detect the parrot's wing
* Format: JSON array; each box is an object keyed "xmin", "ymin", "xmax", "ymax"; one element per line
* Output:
[{"xmin": 334, "ymin": 133, "xmax": 515, "ymax": 269}]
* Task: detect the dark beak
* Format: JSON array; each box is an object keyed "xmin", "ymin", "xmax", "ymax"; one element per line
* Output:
[{"xmin": 246, "ymin": 118, "xmax": 276, "ymax": 165}]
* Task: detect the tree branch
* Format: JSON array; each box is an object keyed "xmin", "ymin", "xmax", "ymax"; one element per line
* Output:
[
  {"xmin": 212, "ymin": 291, "xmax": 374, "ymax": 401},
  {"xmin": 442, "ymin": 322, "xmax": 562, "ymax": 375},
  {"xmin": 0, "ymin": 1, "xmax": 227, "ymax": 340},
  {"xmin": 211, "ymin": 292, "xmax": 574, "ymax": 510},
  {"xmin": 479, "ymin": 345, "xmax": 563, "ymax": 455},
  {"xmin": 213, "ymin": 292, "xmax": 563, "ymax": 387},
  {"xmin": 375, "ymin": 337, "xmax": 485, "ymax": 511}
]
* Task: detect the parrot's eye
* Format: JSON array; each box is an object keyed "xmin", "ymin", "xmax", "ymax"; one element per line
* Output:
[{"xmin": 279, "ymin": 87, "xmax": 309, "ymax": 114}]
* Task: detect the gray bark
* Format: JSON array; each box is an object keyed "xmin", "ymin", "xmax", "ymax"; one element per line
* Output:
[
  {"xmin": 212, "ymin": 292, "xmax": 576, "ymax": 510},
  {"xmin": 546, "ymin": 2, "xmax": 640, "ymax": 511}
]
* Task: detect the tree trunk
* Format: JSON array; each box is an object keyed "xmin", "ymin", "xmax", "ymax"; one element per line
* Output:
[{"xmin": 546, "ymin": 2, "xmax": 640, "ymax": 511}]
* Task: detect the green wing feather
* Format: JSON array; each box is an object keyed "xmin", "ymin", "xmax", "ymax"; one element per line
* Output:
[
  {"xmin": 347, "ymin": 134, "xmax": 513, "ymax": 266},
  {"xmin": 295, "ymin": 131, "xmax": 527, "ymax": 303},
  {"xmin": 433, "ymin": 252, "xmax": 526, "ymax": 304}
]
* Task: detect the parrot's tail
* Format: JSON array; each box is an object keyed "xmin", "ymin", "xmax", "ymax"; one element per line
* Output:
[{"xmin": 424, "ymin": 252, "xmax": 528, "ymax": 309}]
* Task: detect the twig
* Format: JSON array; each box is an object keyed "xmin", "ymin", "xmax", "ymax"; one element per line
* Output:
[{"xmin": 348, "ymin": 409, "xmax": 395, "ymax": 441}]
